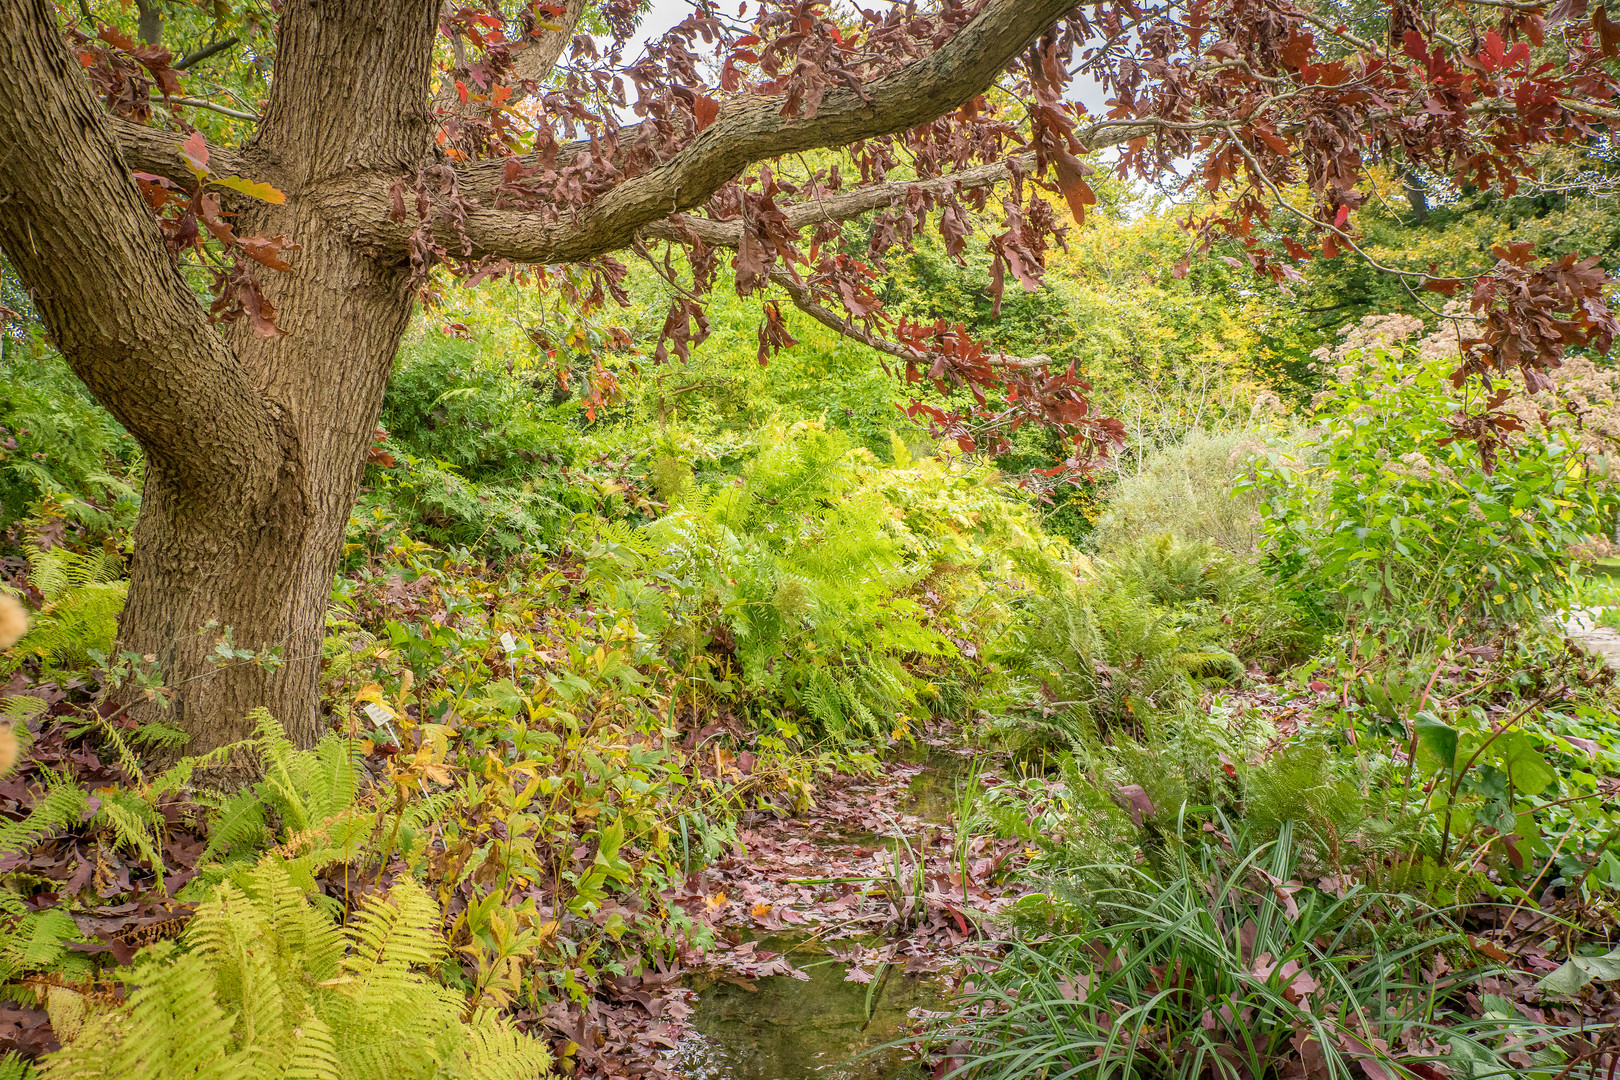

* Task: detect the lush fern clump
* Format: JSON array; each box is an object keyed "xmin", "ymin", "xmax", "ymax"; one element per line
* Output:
[
  {"xmin": 992, "ymin": 573, "xmax": 1239, "ymax": 749},
  {"xmin": 597, "ymin": 422, "xmax": 1058, "ymax": 738},
  {"xmin": 378, "ymin": 335, "xmax": 576, "ymax": 483},
  {"xmin": 1, "ymin": 546, "xmax": 126, "ymax": 679},
  {"xmin": 39, "ymin": 860, "xmax": 550, "ymax": 1080}
]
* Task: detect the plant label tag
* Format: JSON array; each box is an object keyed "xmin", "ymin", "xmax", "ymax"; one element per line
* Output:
[
  {"xmin": 500, "ymin": 632, "xmax": 518, "ymax": 655},
  {"xmin": 363, "ymin": 702, "xmax": 393, "ymax": 728}
]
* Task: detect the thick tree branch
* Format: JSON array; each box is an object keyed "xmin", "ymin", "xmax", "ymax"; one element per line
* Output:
[
  {"xmin": 0, "ymin": 0, "xmax": 283, "ymax": 505},
  {"xmin": 109, "ymin": 113, "xmax": 249, "ymax": 180},
  {"xmin": 347, "ymin": 0, "xmax": 1080, "ymax": 262}
]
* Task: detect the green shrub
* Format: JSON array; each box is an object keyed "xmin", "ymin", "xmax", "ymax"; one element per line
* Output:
[
  {"xmin": 0, "ymin": 338, "xmax": 139, "ymax": 537},
  {"xmin": 1, "ymin": 544, "xmax": 126, "ymax": 679},
  {"xmin": 1101, "ymin": 534, "xmax": 1319, "ymax": 665},
  {"xmin": 380, "ymin": 335, "xmax": 576, "ymax": 482},
  {"xmin": 1241, "ymin": 346, "xmax": 1616, "ymax": 628},
  {"xmin": 1089, "ymin": 427, "xmax": 1277, "ymax": 556},
  {"xmin": 585, "ymin": 422, "xmax": 1057, "ymax": 739}
]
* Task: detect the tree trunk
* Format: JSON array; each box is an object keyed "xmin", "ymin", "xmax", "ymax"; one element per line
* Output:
[
  {"xmin": 115, "ymin": 0, "xmax": 435, "ymax": 757},
  {"xmin": 0, "ymin": 0, "xmax": 434, "ymax": 761},
  {"xmin": 115, "ymin": 268, "xmax": 416, "ymax": 754}
]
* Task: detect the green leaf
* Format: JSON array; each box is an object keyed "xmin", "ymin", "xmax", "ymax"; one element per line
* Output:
[
  {"xmin": 1538, "ymin": 949, "xmax": 1620, "ymax": 995},
  {"xmin": 1414, "ymin": 716, "xmax": 1458, "ymax": 774},
  {"xmin": 210, "ymin": 174, "xmax": 287, "ymax": 204},
  {"xmin": 1500, "ymin": 732, "xmax": 1556, "ymax": 797}
]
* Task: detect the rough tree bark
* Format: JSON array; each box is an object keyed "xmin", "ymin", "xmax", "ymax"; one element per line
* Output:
[{"xmin": 0, "ymin": 0, "xmax": 1076, "ymax": 759}]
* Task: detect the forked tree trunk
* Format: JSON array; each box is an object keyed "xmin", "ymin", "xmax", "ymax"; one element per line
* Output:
[
  {"xmin": 0, "ymin": 0, "xmax": 1077, "ymax": 765},
  {"xmin": 115, "ymin": 275, "xmax": 416, "ymax": 753},
  {"xmin": 117, "ymin": 2, "xmax": 435, "ymax": 756},
  {"xmin": 0, "ymin": 0, "xmax": 432, "ymax": 761}
]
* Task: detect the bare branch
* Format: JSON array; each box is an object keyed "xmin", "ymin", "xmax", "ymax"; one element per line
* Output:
[
  {"xmin": 765, "ymin": 269, "xmax": 1052, "ymax": 370},
  {"xmin": 155, "ymin": 93, "xmax": 260, "ymax": 122},
  {"xmin": 174, "ymin": 35, "xmax": 240, "ymax": 70}
]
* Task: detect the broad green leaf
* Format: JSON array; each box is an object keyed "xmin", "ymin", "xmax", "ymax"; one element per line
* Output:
[
  {"xmin": 1538, "ymin": 950, "xmax": 1620, "ymax": 995},
  {"xmin": 1500, "ymin": 732, "xmax": 1556, "ymax": 797},
  {"xmin": 1413, "ymin": 716, "xmax": 1458, "ymax": 773}
]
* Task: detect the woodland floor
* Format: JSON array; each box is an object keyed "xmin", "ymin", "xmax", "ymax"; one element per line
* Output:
[
  {"xmin": 556, "ymin": 733, "xmax": 1030, "ymax": 1080},
  {"xmin": 559, "ymin": 672, "xmax": 1620, "ymax": 1080}
]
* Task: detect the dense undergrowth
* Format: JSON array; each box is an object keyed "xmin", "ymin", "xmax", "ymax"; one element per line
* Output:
[{"xmin": 3, "ymin": 244, "xmax": 1620, "ymax": 1079}]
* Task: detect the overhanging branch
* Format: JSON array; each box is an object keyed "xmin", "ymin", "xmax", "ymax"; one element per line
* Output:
[{"xmin": 350, "ymin": 0, "xmax": 1080, "ymax": 262}]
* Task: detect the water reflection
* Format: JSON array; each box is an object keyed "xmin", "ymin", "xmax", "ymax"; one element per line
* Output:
[{"xmin": 677, "ymin": 951, "xmax": 940, "ymax": 1080}]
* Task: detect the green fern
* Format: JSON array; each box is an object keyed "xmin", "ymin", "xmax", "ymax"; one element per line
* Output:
[
  {"xmin": 0, "ymin": 909, "xmax": 86, "ymax": 981},
  {"xmin": 1, "ymin": 547, "xmax": 126, "ymax": 679},
  {"xmin": 38, "ymin": 860, "xmax": 551, "ymax": 1080},
  {"xmin": 0, "ymin": 772, "xmax": 88, "ymax": 859}
]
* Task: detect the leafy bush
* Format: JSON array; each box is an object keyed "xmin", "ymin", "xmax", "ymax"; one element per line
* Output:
[
  {"xmin": 380, "ymin": 335, "xmax": 576, "ymax": 482},
  {"xmin": 1089, "ymin": 428, "xmax": 1278, "ymax": 556},
  {"xmin": 1242, "ymin": 346, "xmax": 1616, "ymax": 627},
  {"xmin": 1102, "ymin": 534, "xmax": 1318, "ymax": 666},
  {"xmin": 932, "ymin": 820, "xmax": 1582, "ymax": 1080}
]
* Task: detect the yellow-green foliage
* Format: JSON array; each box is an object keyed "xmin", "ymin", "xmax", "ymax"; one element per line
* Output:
[
  {"xmin": 1, "ymin": 546, "xmax": 125, "ymax": 678},
  {"xmin": 609, "ymin": 422, "xmax": 1063, "ymax": 737},
  {"xmin": 39, "ymin": 859, "xmax": 550, "ymax": 1080},
  {"xmin": 1088, "ymin": 429, "xmax": 1278, "ymax": 556}
]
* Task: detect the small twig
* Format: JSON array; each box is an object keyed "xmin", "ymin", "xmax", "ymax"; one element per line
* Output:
[
  {"xmin": 155, "ymin": 93, "xmax": 260, "ymax": 122},
  {"xmin": 174, "ymin": 36, "xmax": 240, "ymax": 71}
]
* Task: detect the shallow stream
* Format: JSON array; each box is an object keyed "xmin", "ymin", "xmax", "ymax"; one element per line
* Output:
[{"xmin": 674, "ymin": 748, "xmax": 977, "ymax": 1079}]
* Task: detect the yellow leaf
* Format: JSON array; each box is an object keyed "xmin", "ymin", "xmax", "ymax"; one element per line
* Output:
[{"xmin": 210, "ymin": 173, "xmax": 287, "ymax": 204}]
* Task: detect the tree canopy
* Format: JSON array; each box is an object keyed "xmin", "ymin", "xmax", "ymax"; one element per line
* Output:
[{"xmin": 3, "ymin": 0, "xmax": 1620, "ymax": 752}]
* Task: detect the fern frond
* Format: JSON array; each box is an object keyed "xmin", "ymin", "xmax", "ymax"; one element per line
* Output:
[
  {"xmin": 281, "ymin": 1014, "xmax": 340, "ymax": 1080},
  {"xmin": 0, "ymin": 1050, "xmax": 32, "ymax": 1080},
  {"xmin": 198, "ymin": 790, "xmax": 269, "ymax": 864},
  {"xmin": 0, "ymin": 909, "xmax": 83, "ymax": 981},
  {"xmin": 0, "ymin": 772, "xmax": 87, "ymax": 858},
  {"xmin": 0, "ymin": 696, "xmax": 46, "ymax": 727},
  {"xmin": 342, "ymin": 879, "xmax": 445, "ymax": 989},
  {"xmin": 94, "ymin": 792, "xmax": 164, "ymax": 878},
  {"xmin": 118, "ymin": 948, "xmax": 238, "ymax": 1080},
  {"xmin": 453, "ymin": 1014, "xmax": 553, "ymax": 1080}
]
